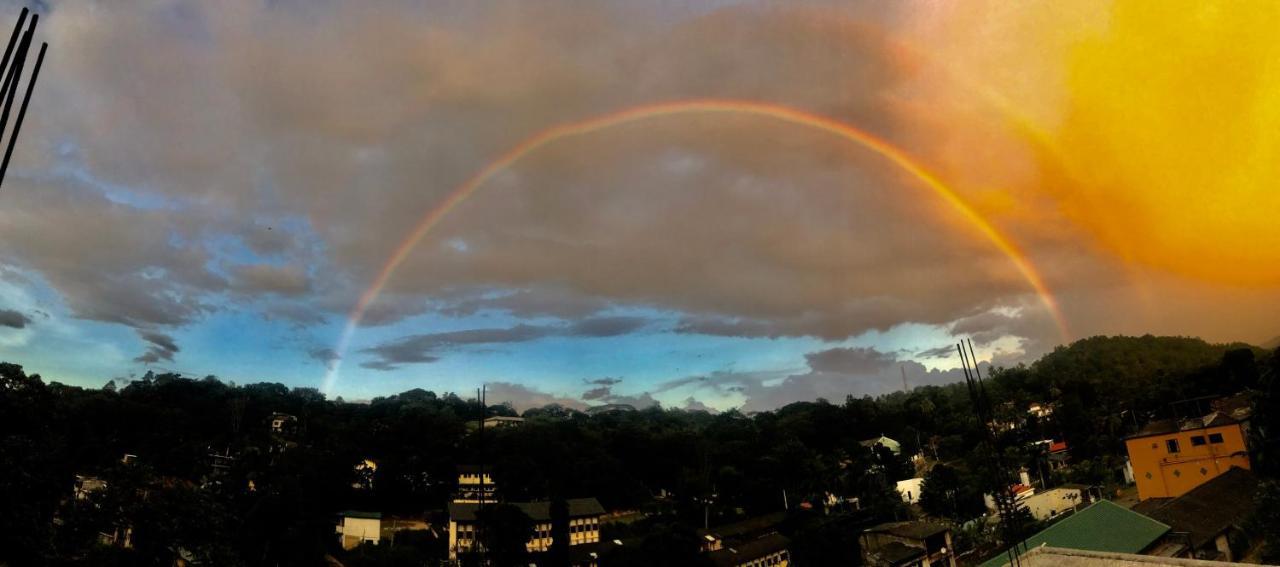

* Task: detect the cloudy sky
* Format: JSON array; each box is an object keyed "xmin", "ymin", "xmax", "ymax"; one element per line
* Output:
[{"xmin": 1, "ymin": 0, "xmax": 1277, "ymax": 411}]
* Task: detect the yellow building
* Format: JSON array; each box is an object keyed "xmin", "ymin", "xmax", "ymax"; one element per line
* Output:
[
  {"xmin": 446, "ymin": 498, "xmax": 604, "ymax": 560},
  {"xmin": 1124, "ymin": 409, "xmax": 1251, "ymax": 500}
]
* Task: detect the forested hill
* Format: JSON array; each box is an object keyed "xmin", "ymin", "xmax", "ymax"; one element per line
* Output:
[{"xmin": 0, "ymin": 334, "xmax": 1276, "ymax": 565}]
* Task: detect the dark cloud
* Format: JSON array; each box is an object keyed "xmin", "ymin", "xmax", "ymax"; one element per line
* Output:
[
  {"xmin": 567, "ymin": 316, "xmax": 649, "ymax": 337},
  {"xmin": 916, "ymin": 345, "xmax": 956, "ymax": 359},
  {"xmin": 360, "ymin": 317, "xmax": 655, "ymax": 370},
  {"xmin": 0, "ymin": 309, "xmax": 31, "ymax": 329},
  {"xmin": 585, "ymin": 377, "xmax": 623, "ymax": 386},
  {"xmin": 134, "ymin": 330, "xmax": 180, "ymax": 364},
  {"xmin": 581, "ymin": 386, "xmax": 611, "ymax": 400},
  {"xmin": 308, "ymin": 347, "xmax": 340, "ymax": 369}
]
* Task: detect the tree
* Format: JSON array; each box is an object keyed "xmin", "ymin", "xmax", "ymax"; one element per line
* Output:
[
  {"xmin": 919, "ymin": 464, "xmax": 985, "ymax": 522},
  {"xmin": 476, "ymin": 504, "xmax": 534, "ymax": 566}
]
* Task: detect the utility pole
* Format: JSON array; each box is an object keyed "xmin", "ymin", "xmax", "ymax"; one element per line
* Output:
[{"xmin": 0, "ymin": 7, "xmax": 48, "ymax": 193}]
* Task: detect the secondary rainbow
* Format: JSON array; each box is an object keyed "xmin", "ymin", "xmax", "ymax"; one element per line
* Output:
[{"xmin": 321, "ymin": 99, "xmax": 1069, "ymax": 395}]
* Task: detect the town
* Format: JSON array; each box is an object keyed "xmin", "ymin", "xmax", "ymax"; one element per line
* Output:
[
  {"xmin": 3, "ymin": 335, "xmax": 1279, "ymax": 565},
  {"xmin": 1, "ymin": 1, "xmax": 1279, "ymax": 566}
]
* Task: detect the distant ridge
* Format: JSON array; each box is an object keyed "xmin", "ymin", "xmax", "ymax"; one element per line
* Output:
[{"xmin": 1264, "ymin": 336, "xmax": 1280, "ymax": 350}]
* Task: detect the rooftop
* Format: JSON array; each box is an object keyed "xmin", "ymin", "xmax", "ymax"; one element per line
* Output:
[
  {"xmin": 977, "ymin": 501, "xmax": 1170, "ymax": 567},
  {"xmin": 707, "ymin": 532, "xmax": 790, "ymax": 567},
  {"xmin": 864, "ymin": 520, "xmax": 949, "ymax": 541},
  {"xmin": 1129, "ymin": 394, "xmax": 1253, "ymax": 440},
  {"xmin": 988, "ymin": 546, "xmax": 1258, "ymax": 567},
  {"xmin": 698, "ymin": 512, "xmax": 786, "ymax": 541},
  {"xmin": 341, "ymin": 510, "xmax": 382, "ymax": 520},
  {"xmin": 1136, "ymin": 467, "xmax": 1258, "ymax": 549},
  {"xmin": 448, "ymin": 498, "xmax": 606, "ymax": 522}
]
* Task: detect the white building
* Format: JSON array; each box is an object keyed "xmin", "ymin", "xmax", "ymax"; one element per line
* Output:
[
  {"xmin": 483, "ymin": 416, "xmax": 525, "ymax": 429},
  {"xmin": 896, "ymin": 477, "xmax": 926, "ymax": 504},
  {"xmin": 336, "ymin": 511, "xmax": 381, "ymax": 550}
]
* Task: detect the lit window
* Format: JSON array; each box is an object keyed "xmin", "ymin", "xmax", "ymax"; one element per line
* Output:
[
  {"xmin": 1166, "ymin": 439, "xmax": 1180, "ymax": 453},
  {"xmin": 1208, "ymin": 433, "xmax": 1224, "ymax": 444}
]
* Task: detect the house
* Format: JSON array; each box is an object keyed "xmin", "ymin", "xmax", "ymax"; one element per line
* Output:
[
  {"xmin": 483, "ymin": 415, "xmax": 525, "ymax": 428},
  {"xmin": 984, "ymin": 484, "xmax": 1035, "ymax": 513},
  {"xmin": 1047, "ymin": 440, "xmax": 1070, "ymax": 471},
  {"xmin": 1131, "ymin": 467, "xmax": 1259, "ymax": 561},
  {"xmin": 446, "ymin": 498, "xmax": 605, "ymax": 560},
  {"xmin": 336, "ymin": 510, "xmax": 382, "ymax": 550},
  {"xmin": 896, "ymin": 477, "xmax": 925, "ymax": 504},
  {"xmin": 1124, "ymin": 405, "xmax": 1252, "ymax": 500},
  {"xmin": 73, "ymin": 474, "xmax": 108, "ymax": 501},
  {"xmin": 1028, "ymin": 402, "xmax": 1055, "ymax": 419},
  {"xmin": 861, "ymin": 435, "xmax": 902, "ymax": 456},
  {"xmin": 269, "ymin": 412, "xmax": 297, "ymax": 434},
  {"xmin": 454, "ymin": 464, "xmax": 497, "ymax": 503},
  {"xmin": 861, "ymin": 521, "xmax": 956, "ymax": 567},
  {"xmin": 977, "ymin": 501, "xmax": 1170, "ymax": 567}
]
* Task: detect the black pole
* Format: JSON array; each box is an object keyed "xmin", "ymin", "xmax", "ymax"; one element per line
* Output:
[
  {"xmin": 0, "ymin": 41, "xmax": 44, "ymax": 188},
  {"xmin": 0, "ymin": 21, "xmax": 33, "ymax": 144},
  {"xmin": 0, "ymin": 8, "xmax": 28, "ymax": 86}
]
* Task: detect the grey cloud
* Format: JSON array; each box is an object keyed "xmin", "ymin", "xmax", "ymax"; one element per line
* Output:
[
  {"xmin": 585, "ymin": 377, "xmax": 623, "ymax": 386},
  {"xmin": 581, "ymin": 386, "xmax": 611, "ymax": 400},
  {"xmin": 655, "ymin": 349, "xmax": 985, "ymax": 412},
  {"xmin": 486, "ymin": 381, "xmax": 587, "ymax": 413},
  {"xmin": 681, "ymin": 397, "xmax": 716, "ymax": 412},
  {"xmin": 0, "ymin": 309, "xmax": 32, "ymax": 329},
  {"xmin": 917, "ymin": 345, "xmax": 956, "ymax": 359},
  {"xmin": 567, "ymin": 316, "xmax": 649, "ymax": 337},
  {"xmin": 134, "ymin": 330, "xmax": 180, "ymax": 364},
  {"xmin": 361, "ymin": 317, "xmax": 655, "ymax": 370}
]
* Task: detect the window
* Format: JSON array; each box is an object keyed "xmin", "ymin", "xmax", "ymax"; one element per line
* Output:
[
  {"xmin": 1166, "ymin": 439, "xmax": 1180, "ymax": 453},
  {"xmin": 1190, "ymin": 435, "xmax": 1206, "ymax": 446},
  {"xmin": 1209, "ymin": 433, "xmax": 1224, "ymax": 444}
]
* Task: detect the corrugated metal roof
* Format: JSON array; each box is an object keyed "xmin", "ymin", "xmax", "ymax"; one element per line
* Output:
[{"xmin": 978, "ymin": 501, "xmax": 1170, "ymax": 567}]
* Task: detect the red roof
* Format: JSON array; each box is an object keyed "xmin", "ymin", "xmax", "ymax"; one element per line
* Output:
[{"xmin": 1049, "ymin": 441, "xmax": 1068, "ymax": 453}]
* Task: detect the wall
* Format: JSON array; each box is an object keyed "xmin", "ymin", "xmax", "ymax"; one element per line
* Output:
[
  {"xmin": 1022, "ymin": 487, "xmax": 1083, "ymax": 521},
  {"xmin": 1125, "ymin": 424, "xmax": 1250, "ymax": 500}
]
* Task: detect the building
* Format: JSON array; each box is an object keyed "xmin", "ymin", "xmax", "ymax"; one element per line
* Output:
[
  {"xmin": 977, "ymin": 501, "xmax": 1171, "ymax": 567},
  {"xmin": 708, "ymin": 533, "xmax": 790, "ymax": 567},
  {"xmin": 336, "ymin": 510, "xmax": 382, "ymax": 550},
  {"xmin": 1124, "ymin": 406, "xmax": 1252, "ymax": 500},
  {"xmin": 896, "ymin": 477, "xmax": 925, "ymax": 504},
  {"xmin": 988, "ymin": 546, "xmax": 1258, "ymax": 567},
  {"xmin": 269, "ymin": 412, "xmax": 297, "ymax": 434},
  {"xmin": 1048, "ymin": 440, "xmax": 1071, "ymax": 471},
  {"xmin": 446, "ymin": 498, "xmax": 605, "ymax": 560},
  {"xmin": 861, "ymin": 521, "xmax": 956, "ymax": 567},
  {"xmin": 698, "ymin": 513, "xmax": 790, "ymax": 566},
  {"xmin": 1028, "ymin": 402, "xmax": 1055, "ymax": 419},
  {"xmin": 1131, "ymin": 467, "xmax": 1259, "ymax": 561},
  {"xmin": 454, "ymin": 464, "xmax": 497, "ymax": 504},
  {"xmin": 483, "ymin": 415, "xmax": 525, "ymax": 428},
  {"xmin": 861, "ymin": 435, "xmax": 902, "ymax": 456}
]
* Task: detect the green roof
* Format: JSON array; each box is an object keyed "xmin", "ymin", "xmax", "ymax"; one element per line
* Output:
[{"xmin": 978, "ymin": 501, "xmax": 1169, "ymax": 567}]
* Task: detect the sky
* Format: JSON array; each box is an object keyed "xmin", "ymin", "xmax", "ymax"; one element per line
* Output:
[{"xmin": 1, "ymin": 0, "xmax": 1278, "ymax": 412}]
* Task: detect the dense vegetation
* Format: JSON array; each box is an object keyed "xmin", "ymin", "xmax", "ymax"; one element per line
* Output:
[{"xmin": 1, "ymin": 335, "xmax": 1277, "ymax": 565}]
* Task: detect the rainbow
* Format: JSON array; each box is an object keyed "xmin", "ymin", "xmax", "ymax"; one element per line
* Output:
[{"xmin": 321, "ymin": 99, "xmax": 1069, "ymax": 394}]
